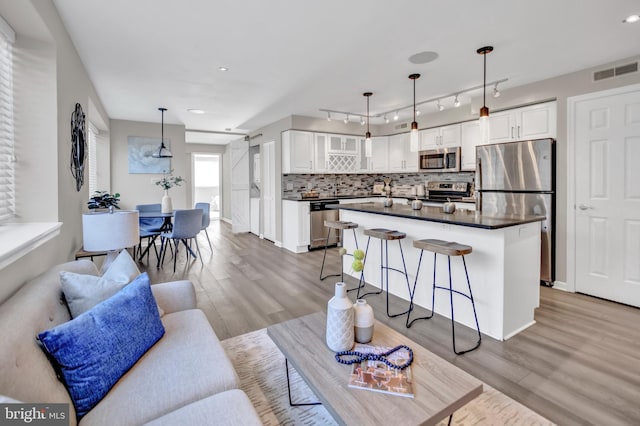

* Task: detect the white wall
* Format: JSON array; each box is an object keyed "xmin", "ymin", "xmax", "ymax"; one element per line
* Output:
[
  {"xmin": 109, "ymin": 119, "xmax": 187, "ymax": 210},
  {"xmin": 0, "ymin": 0, "xmax": 109, "ymax": 303}
]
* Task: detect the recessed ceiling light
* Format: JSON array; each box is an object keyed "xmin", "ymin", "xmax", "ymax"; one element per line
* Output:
[
  {"xmin": 408, "ymin": 51, "xmax": 439, "ymax": 65},
  {"xmin": 187, "ymin": 109, "xmax": 205, "ymax": 114},
  {"xmin": 623, "ymin": 14, "xmax": 640, "ymax": 23},
  {"xmin": 218, "ymin": 66, "xmax": 229, "ymax": 71}
]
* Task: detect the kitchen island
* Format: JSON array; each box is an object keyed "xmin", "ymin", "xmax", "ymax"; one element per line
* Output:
[{"xmin": 331, "ymin": 202, "xmax": 545, "ymax": 341}]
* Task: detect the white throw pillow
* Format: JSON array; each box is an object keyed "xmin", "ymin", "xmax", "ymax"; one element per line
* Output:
[{"xmin": 61, "ymin": 250, "xmax": 140, "ymax": 318}]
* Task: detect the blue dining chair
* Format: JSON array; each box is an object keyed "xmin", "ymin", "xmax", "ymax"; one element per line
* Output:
[
  {"xmin": 135, "ymin": 203, "xmax": 163, "ymax": 262},
  {"xmin": 158, "ymin": 209, "xmax": 203, "ymax": 272},
  {"xmin": 195, "ymin": 202, "xmax": 213, "ymax": 251}
]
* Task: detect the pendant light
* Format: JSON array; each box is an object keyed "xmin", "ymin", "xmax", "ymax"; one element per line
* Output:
[
  {"xmin": 477, "ymin": 46, "xmax": 493, "ymax": 145},
  {"xmin": 409, "ymin": 73, "xmax": 420, "ymax": 152},
  {"xmin": 152, "ymin": 107, "xmax": 173, "ymax": 158},
  {"xmin": 363, "ymin": 92, "xmax": 373, "ymax": 157}
]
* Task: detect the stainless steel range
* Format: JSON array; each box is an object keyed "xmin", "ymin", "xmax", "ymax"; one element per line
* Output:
[{"xmin": 425, "ymin": 181, "xmax": 471, "ymax": 202}]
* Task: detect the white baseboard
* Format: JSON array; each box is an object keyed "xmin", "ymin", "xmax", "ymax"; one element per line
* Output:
[
  {"xmin": 550, "ymin": 280, "xmax": 574, "ymax": 292},
  {"xmin": 221, "ymin": 217, "xmax": 232, "ymax": 224},
  {"xmin": 274, "ymin": 240, "xmax": 283, "ymax": 248},
  {"xmin": 503, "ymin": 320, "xmax": 536, "ymax": 341}
]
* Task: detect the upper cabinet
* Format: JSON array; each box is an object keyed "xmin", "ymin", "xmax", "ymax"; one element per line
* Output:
[
  {"xmin": 314, "ymin": 133, "xmax": 328, "ymax": 172},
  {"xmin": 388, "ymin": 133, "xmax": 418, "ymax": 172},
  {"xmin": 489, "ymin": 101, "xmax": 557, "ymax": 144},
  {"xmin": 357, "ymin": 136, "xmax": 389, "ymax": 173},
  {"xmin": 282, "ymin": 130, "xmax": 314, "ymax": 173},
  {"xmin": 460, "ymin": 120, "xmax": 481, "ymax": 171},
  {"xmin": 460, "ymin": 101, "xmax": 557, "ymax": 171},
  {"xmin": 419, "ymin": 123, "xmax": 461, "ymax": 150}
]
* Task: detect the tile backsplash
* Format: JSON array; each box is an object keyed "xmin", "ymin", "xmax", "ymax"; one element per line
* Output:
[{"xmin": 282, "ymin": 172, "xmax": 475, "ymax": 198}]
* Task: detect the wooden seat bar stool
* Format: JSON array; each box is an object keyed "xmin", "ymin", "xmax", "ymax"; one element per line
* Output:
[
  {"xmin": 357, "ymin": 228, "xmax": 411, "ymax": 318},
  {"xmin": 319, "ymin": 221, "xmax": 362, "ymax": 288},
  {"xmin": 407, "ymin": 238, "xmax": 481, "ymax": 355}
]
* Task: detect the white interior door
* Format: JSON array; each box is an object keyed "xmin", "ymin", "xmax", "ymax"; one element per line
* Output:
[
  {"xmin": 231, "ymin": 139, "xmax": 250, "ymax": 233},
  {"xmin": 263, "ymin": 141, "xmax": 276, "ymax": 242},
  {"xmin": 572, "ymin": 85, "xmax": 640, "ymax": 307}
]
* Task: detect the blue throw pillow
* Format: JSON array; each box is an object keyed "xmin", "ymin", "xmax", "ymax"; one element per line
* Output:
[{"xmin": 38, "ymin": 272, "xmax": 165, "ymax": 419}]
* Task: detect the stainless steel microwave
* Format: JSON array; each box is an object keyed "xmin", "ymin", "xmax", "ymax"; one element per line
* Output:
[{"xmin": 419, "ymin": 147, "xmax": 461, "ymax": 172}]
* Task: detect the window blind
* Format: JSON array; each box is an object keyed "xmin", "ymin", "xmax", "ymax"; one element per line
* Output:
[
  {"xmin": 0, "ymin": 16, "xmax": 15, "ymax": 221},
  {"xmin": 87, "ymin": 123, "xmax": 98, "ymax": 195}
]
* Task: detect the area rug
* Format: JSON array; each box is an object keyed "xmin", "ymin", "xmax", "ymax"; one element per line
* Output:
[{"xmin": 221, "ymin": 329, "xmax": 554, "ymax": 425}]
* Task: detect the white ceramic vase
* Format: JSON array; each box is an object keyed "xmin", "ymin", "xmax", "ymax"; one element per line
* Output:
[
  {"xmin": 161, "ymin": 190, "xmax": 172, "ymax": 213},
  {"xmin": 353, "ymin": 299, "xmax": 374, "ymax": 343},
  {"xmin": 326, "ymin": 282, "xmax": 354, "ymax": 352}
]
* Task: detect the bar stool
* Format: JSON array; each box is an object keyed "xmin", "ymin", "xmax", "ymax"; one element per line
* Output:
[
  {"xmin": 319, "ymin": 220, "xmax": 361, "ymax": 284},
  {"xmin": 358, "ymin": 228, "xmax": 411, "ymax": 318},
  {"xmin": 407, "ymin": 239, "xmax": 481, "ymax": 355}
]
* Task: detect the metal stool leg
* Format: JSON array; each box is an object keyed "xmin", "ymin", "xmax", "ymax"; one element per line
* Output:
[
  {"xmin": 357, "ymin": 236, "xmax": 381, "ymax": 299},
  {"xmin": 447, "ymin": 255, "xmax": 482, "ymax": 355},
  {"xmin": 347, "ymin": 228, "xmax": 366, "ymax": 294},
  {"xmin": 384, "ymin": 239, "xmax": 411, "ymax": 318},
  {"xmin": 406, "ymin": 250, "xmax": 436, "ymax": 327},
  {"xmin": 320, "ymin": 226, "xmax": 340, "ymax": 281}
]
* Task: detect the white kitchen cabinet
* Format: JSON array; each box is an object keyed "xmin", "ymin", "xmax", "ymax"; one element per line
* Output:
[
  {"xmin": 489, "ymin": 101, "xmax": 556, "ymax": 144},
  {"xmin": 388, "ymin": 133, "xmax": 417, "ymax": 172},
  {"xmin": 419, "ymin": 123, "xmax": 461, "ymax": 150},
  {"xmin": 328, "ymin": 134, "xmax": 358, "ymax": 154},
  {"xmin": 357, "ymin": 136, "xmax": 389, "ymax": 173},
  {"xmin": 314, "ymin": 133, "xmax": 328, "ymax": 172},
  {"xmin": 460, "ymin": 120, "xmax": 481, "ymax": 171},
  {"xmin": 282, "ymin": 130, "xmax": 314, "ymax": 173},
  {"xmin": 282, "ymin": 200, "xmax": 310, "ymax": 253}
]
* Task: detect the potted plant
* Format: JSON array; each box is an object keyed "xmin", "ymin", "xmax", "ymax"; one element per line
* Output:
[
  {"xmin": 154, "ymin": 170, "xmax": 184, "ymax": 213},
  {"xmin": 88, "ymin": 191, "xmax": 121, "ymax": 213}
]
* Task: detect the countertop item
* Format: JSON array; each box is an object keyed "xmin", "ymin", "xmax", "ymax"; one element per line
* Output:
[{"xmin": 329, "ymin": 202, "xmax": 544, "ymax": 230}]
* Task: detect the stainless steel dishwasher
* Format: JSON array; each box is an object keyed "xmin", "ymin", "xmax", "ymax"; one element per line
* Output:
[{"xmin": 309, "ymin": 200, "xmax": 340, "ymax": 250}]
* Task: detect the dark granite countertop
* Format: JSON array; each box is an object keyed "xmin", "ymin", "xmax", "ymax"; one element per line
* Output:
[
  {"xmin": 329, "ymin": 202, "xmax": 545, "ymax": 230},
  {"xmin": 282, "ymin": 194, "xmax": 475, "ymax": 204}
]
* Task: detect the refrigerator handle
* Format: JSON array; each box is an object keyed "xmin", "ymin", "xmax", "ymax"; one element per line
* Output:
[{"xmin": 475, "ymin": 157, "xmax": 482, "ymax": 212}]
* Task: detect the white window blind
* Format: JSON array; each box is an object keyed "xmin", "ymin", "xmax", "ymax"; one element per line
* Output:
[
  {"xmin": 0, "ymin": 16, "xmax": 15, "ymax": 221},
  {"xmin": 87, "ymin": 123, "xmax": 98, "ymax": 195}
]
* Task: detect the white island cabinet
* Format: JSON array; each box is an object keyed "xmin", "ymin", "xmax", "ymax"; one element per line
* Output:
[
  {"xmin": 282, "ymin": 200, "xmax": 310, "ymax": 253},
  {"xmin": 336, "ymin": 203, "xmax": 543, "ymax": 341}
]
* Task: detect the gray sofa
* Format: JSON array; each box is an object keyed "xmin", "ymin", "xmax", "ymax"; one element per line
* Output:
[{"xmin": 0, "ymin": 260, "xmax": 262, "ymax": 425}]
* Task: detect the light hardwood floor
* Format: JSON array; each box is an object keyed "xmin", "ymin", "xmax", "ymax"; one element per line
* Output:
[{"xmin": 141, "ymin": 220, "xmax": 640, "ymax": 426}]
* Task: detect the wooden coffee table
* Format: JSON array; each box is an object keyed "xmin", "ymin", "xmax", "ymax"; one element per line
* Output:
[{"xmin": 267, "ymin": 312, "xmax": 483, "ymax": 426}]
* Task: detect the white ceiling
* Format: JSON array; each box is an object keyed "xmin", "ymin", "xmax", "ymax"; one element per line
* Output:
[{"xmin": 53, "ymin": 0, "xmax": 640, "ymax": 144}]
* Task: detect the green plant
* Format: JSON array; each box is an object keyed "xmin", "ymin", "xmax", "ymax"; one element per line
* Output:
[
  {"xmin": 88, "ymin": 191, "xmax": 121, "ymax": 210},
  {"xmin": 154, "ymin": 169, "xmax": 184, "ymax": 190}
]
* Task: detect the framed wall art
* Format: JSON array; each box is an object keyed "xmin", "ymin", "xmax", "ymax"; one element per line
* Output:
[{"xmin": 128, "ymin": 136, "xmax": 170, "ymax": 174}]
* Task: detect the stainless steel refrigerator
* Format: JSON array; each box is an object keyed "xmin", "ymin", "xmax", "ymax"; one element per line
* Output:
[{"xmin": 475, "ymin": 138, "xmax": 555, "ymax": 286}]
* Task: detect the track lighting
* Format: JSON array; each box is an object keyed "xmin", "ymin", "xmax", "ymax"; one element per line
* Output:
[
  {"xmin": 416, "ymin": 110, "xmax": 421, "ymax": 116},
  {"xmin": 384, "ymin": 114, "xmax": 389, "ymax": 124},
  {"xmin": 436, "ymin": 100, "xmax": 444, "ymax": 111},
  {"xmin": 360, "ymin": 117, "xmax": 365, "ymax": 126},
  {"xmin": 493, "ymin": 83, "xmax": 500, "ymax": 98},
  {"xmin": 327, "ymin": 112, "xmax": 332, "ymax": 121},
  {"xmin": 393, "ymin": 111, "xmax": 399, "ymax": 121},
  {"xmin": 344, "ymin": 114, "xmax": 349, "ymax": 124},
  {"xmin": 453, "ymin": 95, "xmax": 461, "ymax": 108}
]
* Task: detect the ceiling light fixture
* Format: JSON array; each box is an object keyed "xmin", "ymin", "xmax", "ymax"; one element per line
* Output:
[
  {"xmin": 218, "ymin": 66, "xmax": 229, "ymax": 71},
  {"xmin": 393, "ymin": 111, "xmax": 399, "ymax": 121},
  {"xmin": 477, "ymin": 45, "xmax": 494, "ymax": 144},
  {"xmin": 344, "ymin": 114, "xmax": 349, "ymax": 124},
  {"xmin": 623, "ymin": 14, "xmax": 640, "ymax": 23},
  {"xmin": 493, "ymin": 83, "xmax": 501, "ymax": 98},
  {"xmin": 437, "ymin": 100, "xmax": 444, "ymax": 111},
  {"xmin": 409, "ymin": 73, "xmax": 420, "ymax": 152},
  {"xmin": 360, "ymin": 117, "xmax": 365, "ymax": 126},
  {"xmin": 453, "ymin": 95, "xmax": 461, "ymax": 108},
  {"xmin": 151, "ymin": 107, "xmax": 173, "ymax": 158},
  {"xmin": 327, "ymin": 111, "xmax": 332, "ymax": 121},
  {"xmin": 363, "ymin": 92, "xmax": 373, "ymax": 157},
  {"xmin": 187, "ymin": 109, "xmax": 205, "ymax": 114},
  {"xmin": 384, "ymin": 114, "xmax": 389, "ymax": 124}
]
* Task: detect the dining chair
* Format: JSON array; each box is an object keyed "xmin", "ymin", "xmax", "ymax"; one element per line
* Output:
[
  {"xmin": 135, "ymin": 203, "xmax": 163, "ymax": 263},
  {"xmin": 158, "ymin": 208, "xmax": 203, "ymax": 272},
  {"xmin": 195, "ymin": 202, "xmax": 213, "ymax": 251}
]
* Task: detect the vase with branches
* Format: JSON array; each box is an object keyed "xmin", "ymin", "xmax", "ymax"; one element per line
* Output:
[{"xmin": 154, "ymin": 170, "xmax": 184, "ymax": 213}]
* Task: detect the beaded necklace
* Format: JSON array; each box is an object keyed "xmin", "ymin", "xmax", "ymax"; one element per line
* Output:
[{"xmin": 335, "ymin": 345, "xmax": 413, "ymax": 370}]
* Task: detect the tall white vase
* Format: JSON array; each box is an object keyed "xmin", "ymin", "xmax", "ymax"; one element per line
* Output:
[
  {"xmin": 326, "ymin": 282, "xmax": 354, "ymax": 352},
  {"xmin": 161, "ymin": 190, "xmax": 172, "ymax": 213}
]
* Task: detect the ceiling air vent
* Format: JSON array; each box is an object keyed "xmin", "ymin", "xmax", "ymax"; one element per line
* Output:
[
  {"xmin": 594, "ymin": 62, "xmax": 638, "ymax": 81},
  {"xmin": 395, "ymin": 123, "xmax": 408, "ymax": 130}
]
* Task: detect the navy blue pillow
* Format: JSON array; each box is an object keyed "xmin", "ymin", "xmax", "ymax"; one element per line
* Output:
[{"xmin": 38, "ymin": 272, "xmax": 165, "ymax": 419}]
